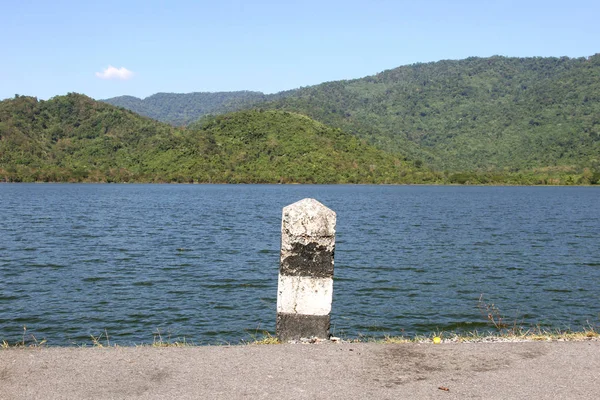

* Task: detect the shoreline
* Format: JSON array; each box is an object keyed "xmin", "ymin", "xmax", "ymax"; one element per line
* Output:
[
  {"xmin": 1, "ymin": 181, "xmax": 600, "ymax": 187},
  {"xmin": 3, "ymin": 328, "xmax": 598, "ymax": 349}
]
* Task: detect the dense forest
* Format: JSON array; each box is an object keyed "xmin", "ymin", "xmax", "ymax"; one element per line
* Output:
[
  {"xmin": 3, "ymin": 55, "xmax": 600, "ymax": 185},
  {"xmin": 260, "ymin": 55, "xmax": 600, "ymax": 174},
  {"xmin": 102, "ymin": 91, "xmax": 268, "ymax": 126},
  {"xmin": 1, "ymin": 93, "xmax": 596, "ymax": 185},
  {"xmin": 0, "ymin": 94, "xmax": 432, "ymax": 183},
  {"xmin": 100, "ymin": 55, "xmax": 600, "ymax": 180}
]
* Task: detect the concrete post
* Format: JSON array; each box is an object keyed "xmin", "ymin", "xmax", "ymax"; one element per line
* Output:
[{"xmin": 276, "ymin": 198, "xmax": 336, "ymax": 341}]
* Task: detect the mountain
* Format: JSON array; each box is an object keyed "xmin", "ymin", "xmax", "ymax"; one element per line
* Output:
[
  {"xmin": 102, "ymin": 55, "xmax": 600, "ymax": 175},
  {"xmin": 0, "ymin": 93, "xmax": 428, "ymax": 184},
  {"xmin": 101, "ymin": 91, "xmax": 268, "ymax": 126},
  {"xmin": 259, "ymin": 55, "xmax": 600, "ymax": 173}
]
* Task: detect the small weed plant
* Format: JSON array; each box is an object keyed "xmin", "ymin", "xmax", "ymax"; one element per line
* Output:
[{"xmin": 0, "ymin": 326, "xmax": 47, "ymax": 349}]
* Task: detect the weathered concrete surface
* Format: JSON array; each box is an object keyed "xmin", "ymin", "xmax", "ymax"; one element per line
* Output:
[
  {"xmin": 275, "ymin": 314, "xmax": 331, "ymax": 341},
  {"xmin": 1, "ymin": 341, "xmax": 599, "ymax": 399},
  {"xmin": 279, "ymin": 198, "xmax": 336, "ymax": 278},
  {"xmin": 276, "ymin": 276, "xmax": 333, "ymax": 315},
  {"xmin": 277, "ymin": 198, "xmax": 336, "ymax": 341}
]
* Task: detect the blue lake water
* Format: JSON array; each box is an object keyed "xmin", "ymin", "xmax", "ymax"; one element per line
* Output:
[{"xmin": 1, "ymin": 184, "xmax": 599, "ymax": 345}]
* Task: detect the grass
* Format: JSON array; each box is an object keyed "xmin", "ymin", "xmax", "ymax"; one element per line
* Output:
[
  {"xmin": 377, "ymin": 326, "xmax": 600, "ymax": 344},
  {"xmin": 89, "ymin": 329, "xmax": 111, "ymax": 347},
  {"xmin": 375, "ymin": 294, "xmax": 599, "ymax": 344},
  {"xmin": 1, "ymin": 296, "xmax": 598, "ymax": 348},
  {"xmin": 1, "ymin": 326, "xmax": 47, "ymax": 349},
  {"xmin": 0, "ymin": 330, "xmax": 281, "ymax": 349},
  {"xmin": 147, "ymin": 329, "xmax": 196, "ymax": 347},
  {"xmin": 241, "ymin": 328, "xmax": 281, "ymax": 345},
  {"xmin": 2, "ymin": 327, "xmax": 597, "ymax": 349}
]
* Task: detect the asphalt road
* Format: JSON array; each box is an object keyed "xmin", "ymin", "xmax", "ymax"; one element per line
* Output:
[{"xmin": 1, "ymin": 341, "xmax": 599, "ymax": 399}]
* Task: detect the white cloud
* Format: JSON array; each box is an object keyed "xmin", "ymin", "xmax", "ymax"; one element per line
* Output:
[{"xmin": 95, "ymin": 65, "xmax": 134, "ymax": 80}]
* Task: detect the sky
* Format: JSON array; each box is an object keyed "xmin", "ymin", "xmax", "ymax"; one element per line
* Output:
[{"xmin": 2, "ymin": 0, "xmax": 599, "ymax": 101}]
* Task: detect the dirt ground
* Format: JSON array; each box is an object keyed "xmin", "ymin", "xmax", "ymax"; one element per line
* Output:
[{"xmin": 1, "ymin": 341, "xmax": 599, "ymax": 399}]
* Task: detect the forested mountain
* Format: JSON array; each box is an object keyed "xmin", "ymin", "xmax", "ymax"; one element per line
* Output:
[
  {"xmin": 5, "ymin": 55, "xmax": 599, "ymax": 185},
  {"xmin": 260, "ymin": 55, "xmax": 600, "ymax": 173},
  {"xmin": 0, "ymin": 93, "xmax": 429, "ymax": 183},
  {"xmin": 102, "ymin": 55, "xmax": 600, "ymax": 175},
  {"xmin": 102, "ymin": 91, "xmax": 268, "ymax": 126}
]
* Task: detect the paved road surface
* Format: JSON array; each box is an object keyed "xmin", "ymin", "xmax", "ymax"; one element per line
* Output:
[{"xmin": 1, "ymin": 341, "xmax": 599, "ymax": 399}]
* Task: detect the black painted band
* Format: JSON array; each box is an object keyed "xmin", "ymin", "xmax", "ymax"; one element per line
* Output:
[
  {"xmin": 280, "ymin": 242, "xmax": 334, "ymax": 278},
  {"xmin": 276, "ymin": 312, "xmax": 330, "ymax": 341}
]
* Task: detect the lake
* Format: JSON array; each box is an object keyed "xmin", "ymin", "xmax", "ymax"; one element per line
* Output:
[{"xmin": 1, "ymin": 184, "xmax": 599, "ymax": 345}]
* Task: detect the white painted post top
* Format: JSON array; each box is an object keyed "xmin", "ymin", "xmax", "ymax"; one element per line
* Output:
[{"xmin": 282, "ymin": 198, "xmax": 336, "ymax": 239}]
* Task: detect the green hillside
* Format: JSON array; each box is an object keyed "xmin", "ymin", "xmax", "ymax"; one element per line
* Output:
[
  {"xmin": 0, "ymin": 94, "xmax": 175, "ymax": 182},
  {"xmin": 102, "ymin": 91, "xmax": 268, "ymax": 126},
  {"xmin": 260, "ymin": 55, "xmax": 600, "ymax": 173},
  {"xmin": 0, "ymin": 93, "xmax": 430, "ymax": 184},
  {"xmin": 99, "ymin": 56, "xmax": 600, "ymax": 177}
]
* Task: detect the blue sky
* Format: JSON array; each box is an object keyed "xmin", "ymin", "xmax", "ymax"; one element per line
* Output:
[{"xmin": 2, "ymin": 0, "xmax": 599, "ymax": 101}]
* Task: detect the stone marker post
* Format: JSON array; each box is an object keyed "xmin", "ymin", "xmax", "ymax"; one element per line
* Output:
[{"xmin": 276, "ymin": 198, "xmax": 336, "ymax": 341}]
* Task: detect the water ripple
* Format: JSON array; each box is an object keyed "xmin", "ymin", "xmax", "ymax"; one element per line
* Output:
[{"xmin": 0, "ymin": 184, "xmax": 599, "ymax": 345}]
